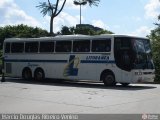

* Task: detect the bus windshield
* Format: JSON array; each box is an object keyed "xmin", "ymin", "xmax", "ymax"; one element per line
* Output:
[{"xmin": 132, "ymin": 38, "xmax": 154, "ymax": 69}]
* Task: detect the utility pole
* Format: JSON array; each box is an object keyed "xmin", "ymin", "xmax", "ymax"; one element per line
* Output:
[
  {"xmin": 1, "ymin": 57, "xmax": 5, "ymax": 82},
  {"xmin": 73, "ymin": 0, "xmax": 87, "ymax": 25}
]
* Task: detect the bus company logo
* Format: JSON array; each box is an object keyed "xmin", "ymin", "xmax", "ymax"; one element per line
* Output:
[
  {"xmin": 63, "ymin": 55, "xmax": 80, "ymax": 77},
  {"xmin": 86, "ymin": 55, "xmax": 109, "ymax": 61}
]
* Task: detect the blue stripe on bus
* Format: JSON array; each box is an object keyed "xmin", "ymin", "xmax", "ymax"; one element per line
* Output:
[
  {"xmin": 4, "ymin": 59, "xmax": 115, "ymax": 64},
  {"xmin": 4, "ymin": 59, "xmax": 68, "ymax": 63},
  {"xmin": 80, "ymin": 60, "xmax": 115, "ymax": 64}
]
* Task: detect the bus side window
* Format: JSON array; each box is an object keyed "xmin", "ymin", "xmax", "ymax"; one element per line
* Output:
[
  {"xmin": 11, "ymin": 42, "xmax": 24, "ymax": 53},
  {"xmin": 55, "ymin": 41, "xmax": 71, "ymax": 52},
  {"xmin": 73, "ymin": 40, "xmax": 90, "ymax": 52},
  {"xmin": 92, "ymin": 39, "xmax": 111, "ymax": 52},
  {"xmin": 40, "ymin": 41, "xmax": 54, "ymax": 53},
  {"xmin": 5, "ymin": 43, "xmax": 11, "ymax": 53},
  {"xmin": 25, "ymin": 42, "xmax": 38, "ymax": 53}
]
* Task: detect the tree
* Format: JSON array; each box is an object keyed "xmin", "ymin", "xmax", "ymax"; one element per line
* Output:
[
  {"xmin": 0, "ymin": 24, "xmax": 49, "ymax": 49},
  {"xmin": 73, "ymin": 0, "xmax": 100, "ymax": 24},
  {"xmin": 149, "ymin": 15, "xmax": 160, "ymax": 81},
  {"xmin": 37, "ymin": 0, "xmax": 66, "ymax": 35},
  {"xmin": 155, "ymin": 15, "xmax": 160, "ymax": 26},
  {"xmin": 60, "ymin": 26, "xmax": 75, "ymax": 35},
  {"xmin": 58, "ymin": 25, "xmax": 113, "ymax": 35}
]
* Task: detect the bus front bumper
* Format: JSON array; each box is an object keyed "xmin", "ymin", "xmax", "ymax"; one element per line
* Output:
[{"xmin": 132, "ymin": 70, "xmax": 155, "ymax": 83}]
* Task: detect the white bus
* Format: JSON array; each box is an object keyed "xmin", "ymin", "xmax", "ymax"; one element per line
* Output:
[{"xmin": 3, "ymin": 34, "xmax": 155, "ymax": 86}]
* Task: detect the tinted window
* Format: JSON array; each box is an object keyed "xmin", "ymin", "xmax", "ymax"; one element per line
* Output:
[
  {"xmin": 56, "ymin": 41, "xmax": 72, "ymax": 52},
  {"xmin": 11, "ymin": 42, "xmax": 24, "ymax": 53},
  {"xmin": 25, "ymin": 42, "xmax": 38, "ymax": 53},
  {"xmin": 73, "ymin": 40, "xmax": 90, "ymax": 52},
  {"xmin": 92, "ymin": 39, "xmax": 111, "ymax": 52},
  {"xmin": 115, "ymin": 38, "xmax": 130, "ymax": 50},
  {"xmin": 143, "ymin": 39, "xmax": 151, "ymax": 53},
  {"xmin": 5, "ymin": 43, "xmax": 11, "ymax": 53},
  {"xmin": 114, "ymin": 37, "xmax": 132, "ymax": 71},
  {"xmin": 133, "ymin": 39, "xmax": 145, "ymax": 53},
  {"xmin": 40, "ymin": 41, "xmax": 54, "ymax": 52}
]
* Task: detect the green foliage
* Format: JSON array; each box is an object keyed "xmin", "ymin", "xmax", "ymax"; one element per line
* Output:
[
  {"xmin": 95, "ymin": 29, "xmax": 113, "ymax": 35},
  {"xmin": 0, "ymin": 24, "xmax": 49, "ymax": 49},
  {"xmin": 58, "ymin": 25, "xmax": 113, "ymax": 35},
  {"xmin": 74, "ymin": 0, "xmax": 87, "ymax": 6},
  {"xmin": 85, "ymin": 0, "xmax": 100, "ymax": 6},
  {"xmin": 59, "ymin": 26, "xmax": 74, "ymax": 35},
  {"xmin": 75, "ymin": 26, "xmax": 96, "ymax": 35},
  {"xmin": 149, "ymin": 16, "xmax": 160, "ymax": 81},
  {"xmin": 74, "ymin": 0, "xmax": 100, "ymax": 6},
  {"xmin": 36, "ymin": 2, "xmax": 55, "ymax": 17}
]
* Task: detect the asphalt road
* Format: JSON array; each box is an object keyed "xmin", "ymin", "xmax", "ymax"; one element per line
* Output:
[{"xmin": 0, "ymin": 78, "xmax": 160, "ymax": 114}]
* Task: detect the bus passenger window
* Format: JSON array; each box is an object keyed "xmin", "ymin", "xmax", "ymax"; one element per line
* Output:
[
  {"xmin": 40, "ymin": 41, "xmax": 54, "ymax": 52},
  {"xmin": 73, "ymin": 40, "xmax": 90, "ymax": 52},
  {"xmin": 55, "ymin": 41, "xmax": 71, "ymax": 52},
  {"xmin": 5, "ymin": 43, "xmax": 11, "ymax": 53},
  {"xmin": 11, "ymin": 42, "xmax": 24, "ymax": 53},
  {"xmin": 92, "ymin": 39, "xmax": 111, "ymax": 52},
  {"xmin": 25, "ymin": 42, "xmax": 38, "ymax": 53}
]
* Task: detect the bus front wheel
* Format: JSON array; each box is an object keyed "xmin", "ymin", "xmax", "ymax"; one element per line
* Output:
[
  {"xmin": 22, "ymin": 68, "xmax": 32, "ymax": 80},
  {"xmin": 34, "ymin": 68, "xmax": 45, "ymax": 81},
  {"xmin": 102, "ymin": 73, "xmax": 116, "ymax": 86}
]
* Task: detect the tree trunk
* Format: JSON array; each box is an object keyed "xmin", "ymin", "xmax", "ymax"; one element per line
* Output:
[{"xmin": 50, "ymin": 16, "xmax": 54, "ymax": 36}]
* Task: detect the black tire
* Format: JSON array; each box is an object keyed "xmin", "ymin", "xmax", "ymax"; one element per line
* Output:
[
  {"xmin": 102, "ymin": 73, "xmax": 116, "ymax": 86},
  {"xmin": 34, "ymin": 68, "xmax": 45, "ymax": 81},
  {"xmin": 121, "ymin": 83, "xmax": 130, "ymax": 87},
  {"xmin": 22, "ymin": 68, "xmax": 32, "ymax": 80}
]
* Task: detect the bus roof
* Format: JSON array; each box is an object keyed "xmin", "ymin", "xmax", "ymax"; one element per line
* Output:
[
  {"xmin": 4, "ymin": 34, "xmax": 91, "ymax": 42},
  {"xmin": 98, "ymin": 34, "xmax": 148, "ymax": 39},
  {"xmin": 4, "ymin": 34, "xmax": 148, "ymax": 42}
]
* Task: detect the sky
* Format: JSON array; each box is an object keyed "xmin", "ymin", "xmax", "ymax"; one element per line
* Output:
[{"xmin": 0, "ymin": 0, "xmax": 160, "ymax": 37}]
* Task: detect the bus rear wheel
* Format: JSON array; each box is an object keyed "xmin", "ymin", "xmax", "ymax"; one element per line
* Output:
[
  {"xmin": 34, "ymin": 68, "xmax": 45, "ymax": 81},
  {"xmin": 22, "ymin": 68, "xmax": 32, "ymax": 80},
  {"xmin": 102, "ymin": 73, "xmax": 116, "ymax": 86}
]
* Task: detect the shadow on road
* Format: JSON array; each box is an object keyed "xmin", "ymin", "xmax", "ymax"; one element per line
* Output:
[{"xmin": 4, "ymin": 77, "xmax": 157, "ymax": 91}]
